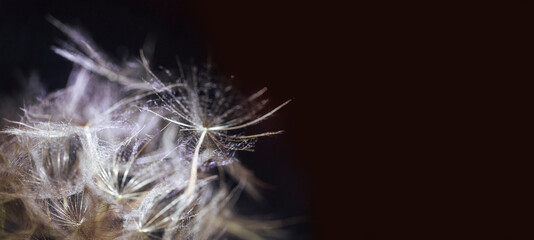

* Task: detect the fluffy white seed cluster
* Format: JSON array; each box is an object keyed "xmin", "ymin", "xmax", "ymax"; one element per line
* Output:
[{"xmin": 0, "ymin": 18, "xmax": 289, "ymax": 240}]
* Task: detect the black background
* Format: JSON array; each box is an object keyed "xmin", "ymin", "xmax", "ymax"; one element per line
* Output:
[{"xmin": 2, "ymin": 1, "xmax": 534, "ymax": 240}]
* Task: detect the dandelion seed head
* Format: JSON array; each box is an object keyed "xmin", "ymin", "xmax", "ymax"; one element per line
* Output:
[{"xmin": 0, "ymin": 18, "xmax": 291, "ymax": 239}]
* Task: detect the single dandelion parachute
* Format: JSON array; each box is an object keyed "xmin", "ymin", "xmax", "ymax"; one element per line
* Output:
[
  {"xmin": 0, "ymin": 18, "xmax": 292, "ymax": 239},
  {"xmin": 139, "ymin": 51, "xmax": 291, "ymax": 198}
]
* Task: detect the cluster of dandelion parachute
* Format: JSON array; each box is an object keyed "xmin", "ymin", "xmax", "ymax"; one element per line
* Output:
[{"xmin": 0, "ymin": 18, "xmax": 289, "ymax": 240}]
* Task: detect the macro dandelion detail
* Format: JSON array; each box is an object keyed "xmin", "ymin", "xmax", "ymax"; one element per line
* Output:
[{"xmin": 0, "ymin": 18, "xmax": 291, "ymax": 240}]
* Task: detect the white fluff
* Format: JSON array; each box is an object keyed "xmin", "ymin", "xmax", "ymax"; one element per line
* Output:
[{"xmin": 0, "ymin": 18, "xmax": 289, "ymax": 240}]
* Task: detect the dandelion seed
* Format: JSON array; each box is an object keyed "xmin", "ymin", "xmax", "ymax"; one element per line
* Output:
[{"xmin": 139, "ymin": 51, "xmax": 291, "ymax": 199}]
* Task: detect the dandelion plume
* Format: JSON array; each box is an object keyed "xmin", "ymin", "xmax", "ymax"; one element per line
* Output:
[{"xmin": 0, "ymin": 18, "xmax": 292, "ymax": 239}]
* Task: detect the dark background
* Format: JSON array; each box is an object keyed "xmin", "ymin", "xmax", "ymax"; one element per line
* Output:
[{"xmin": 2, "ymin": 1, "xmax": 534, "ymax": 240}]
